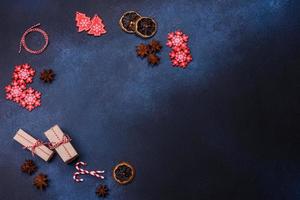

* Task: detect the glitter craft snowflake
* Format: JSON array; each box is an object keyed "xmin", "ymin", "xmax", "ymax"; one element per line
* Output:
[
  {"xmin": 167, "ymin": 31, "xmax": 189, "ymax": 48},
  {"xmin": 5, "ymin": 81, "xmax": 26, "ymax": 103},
  {"xmin": 19, "ymin": 87, "xmax": 41, "ymax": 111},
  {"xmin": 13, "ymin": 64, "xmax": 35, "ymax": 85},
  {"xmin": 169, "ymin": 49, "xmax": 192, "ymax": 68},
  {"xmin": 167, "ymin": 30, "xmax": 192, "ymax": 68},
  {"xmin": 4, "ymin": 64, "xmax": 42, "ymax": 111}
]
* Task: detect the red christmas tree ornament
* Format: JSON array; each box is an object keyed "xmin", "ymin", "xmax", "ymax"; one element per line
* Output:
[
  {"xmin": 5, "ymin": 81, "xmax": 26, "ymax": 103},
  {"xmin": 75, "ymin": 11, "xmax": 86, "ymax": 21},
  {"xmin": 87, "ymin": 15, "xmax": 106, "ymax": 36},
  {"xmin": 19, "ymin": 87, "xmax": 41, "ymax": 111},
  {"xmin": 75, "ymin": 12, "xmax": 92, "ymax": 32},
  {"xmin": 13, "ymin": 64, "xmax": 35, "ymax": 85}
]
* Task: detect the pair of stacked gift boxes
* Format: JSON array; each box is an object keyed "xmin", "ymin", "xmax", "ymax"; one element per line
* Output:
[{"xmin": 13, "ymin": 125, "xmax": 78, "ymax": 163}]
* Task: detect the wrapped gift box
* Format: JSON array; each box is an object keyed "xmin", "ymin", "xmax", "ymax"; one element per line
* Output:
[
  {"xmin": 44, "ymin": 125, "xmax": 78, "ymax": 163},
  {"xmin": 13, "ymin": 129, "xmax": 54, "ymax": 162}
]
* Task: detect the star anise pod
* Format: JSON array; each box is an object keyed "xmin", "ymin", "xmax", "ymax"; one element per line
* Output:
[
  {"xmin": 148, "ymin": 40, "xmax": 162, "ymax": 53},
  {"xmin": 40, "ymin": 69, "xmax": 55, "ymax": 83},
  {"xmin": 33, "ymin": 173, "xmax": 48, "ymax": 190},
  {"xmin": 136, "ymin": 44, "xmax": 149, "ymax": 58},
  {"xmin": 96, "ymin": 185, "xmax": 109, "ymax": 198},
  {"xmin": 21, "ymin": 160, "xmax": 37, "ymax": 175},
  {"xmin": 147, "ymin": 54, "xmax": 160, "ymax": 65}
]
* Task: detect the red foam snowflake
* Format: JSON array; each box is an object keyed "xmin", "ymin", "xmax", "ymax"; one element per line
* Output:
[
  {"xmin": 169, "ymin": 49, "xmax": 193, "ymax": 68},
  {"xmin": 166, "ymin": 31, "xmax": 189, "ymax": 48},
  {"xmin": 19, "ymin": 87, "xmax": 41, "ymax": 111},
  {"xmin": 76, "ymin": 11, "xmax": 92, "ymax": 32},
  {"xmin": 167, "ymin": 30, "xmax": 192, "ymax": 68},
  {"xmin": 13, "ymin": 64, "xmax": 35, "ymax": 85},
  {"xmin": 87, "ymin": 15, "xmax": 106, "ymax": 36},
  {"xmin": 5, "ymin": 81, "xmax": 26, "ymax": 103},
  {"xmin": 5, "ymin": 64, "xmax": 42, "ymax": 111}
]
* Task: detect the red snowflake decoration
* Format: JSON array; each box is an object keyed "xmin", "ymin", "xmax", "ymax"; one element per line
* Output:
[
  {"xmin": 13, "ymin": 64, "xmax": 35, "ymax": 85},
  {"xmin": 169, "ymin": 49, "xmax": 193, "ymax": 68},
  {"xmin": 5, "ymin": 81, "xmax": 26, "ymax": 103},
  {"xmin": 76, "ymin": 12, "xmax": 92, "ymax": 32},
  {"xmin": 4, "ymin": 64, "xmax": 42, "ymax": 111},
  {"xmin": 19, "ymin": 87, "xmax": 41, "ymax": 111},
  {"xmin": 167, "ymin": 31, "xmax": 189, "ymax": 48},
  {"xmin": 87, "ymin": 15, "xmax": 106, "ymax": 36},
  {"xmin": 167, "ymin": 30, "xmax": 192, "ymax": 68}
]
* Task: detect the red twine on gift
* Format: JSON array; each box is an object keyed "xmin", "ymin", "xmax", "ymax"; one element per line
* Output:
[
  {"xmin": 23, "ymin": 139, "xmax": 45, "ymax": 157},
  {"xmin": 73, "ymin": 161, "xmax": 105, "ymax": 183},
  {"xmin": 48, "ymin": 135, "xmax": 72, "ymax": 149},
  {"xmin": 19, "ymin": 23, "xmax": 49, "ymax": 55}
]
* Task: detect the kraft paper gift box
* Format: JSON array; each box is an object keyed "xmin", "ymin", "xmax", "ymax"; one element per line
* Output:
[
  {"xmin": 44, "ymin": 125, "xmax": 78, "ymax": 163},
  {"xmin": 13, "ymin": 129, "xmax": 54, "ymax": 162}
]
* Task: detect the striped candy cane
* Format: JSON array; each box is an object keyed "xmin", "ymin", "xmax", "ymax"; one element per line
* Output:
[{"xmin": 73, "ymin": 161, "xmax": 105, "ymax": 183}]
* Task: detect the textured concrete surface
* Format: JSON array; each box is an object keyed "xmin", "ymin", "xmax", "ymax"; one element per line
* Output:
[{"xmin": 0, "ymin": 0, "xmax": 299, "ymax": 199}]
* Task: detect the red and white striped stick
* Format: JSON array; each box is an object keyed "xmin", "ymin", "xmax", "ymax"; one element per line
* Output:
[{"xmin": 73, "ymin": 161, "xmax": 105, "ymax": 183}]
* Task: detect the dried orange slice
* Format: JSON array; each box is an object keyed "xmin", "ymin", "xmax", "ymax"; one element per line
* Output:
[
  {"xmin": 135, "ymin": 17, "xmax": 157, "ymax": 38},
  {"xmin": 113, "ymin": 162, "xmax": 135, "ymax": 185},
  {"xmin": 119, "ymin": 11, "xmax": 141, "ymax": 33}
]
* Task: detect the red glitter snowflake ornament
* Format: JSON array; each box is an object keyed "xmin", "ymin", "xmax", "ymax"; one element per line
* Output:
[
  {"xmin": 13, "ymin": 64, "xmax": 35, "ymax": 85},
  {"xmin": 167, "ymin": 31, "xmax": 189, "ymax": 48},
  {"xmin": 5, "ymin": 64, "xmax": 42, "ymax": 111},
  {"xmin": 167, "ymin": 30, "xmax": 192, "ymax": 68},
  {"xmin": 5, "ymin": 81, "xmax": 26, "ymax": 103},
  {"xmin": 19, "ymin": 87, "xmax": 41, "ymax": 111},
  {"xmin": 76, "ymin": 12, "xmax": 92, "ymax": 32},
  {"xmin": 169, "ymin": 49, "xmax": 193, "ymax": 68},
  {"xmin": 88, "ymin": 15, "xmax": 106, "ymax": 36}
]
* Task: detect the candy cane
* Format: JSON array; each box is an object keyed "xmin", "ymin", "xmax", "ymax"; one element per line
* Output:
[{"xmin": 73, "ymin": 161, "xmax": 105, "ymax": 183}]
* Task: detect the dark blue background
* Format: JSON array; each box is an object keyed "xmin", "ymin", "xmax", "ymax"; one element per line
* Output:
[{"xmin": 0, "ymin": 0, "xmax": 299, "ymax": 199}]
